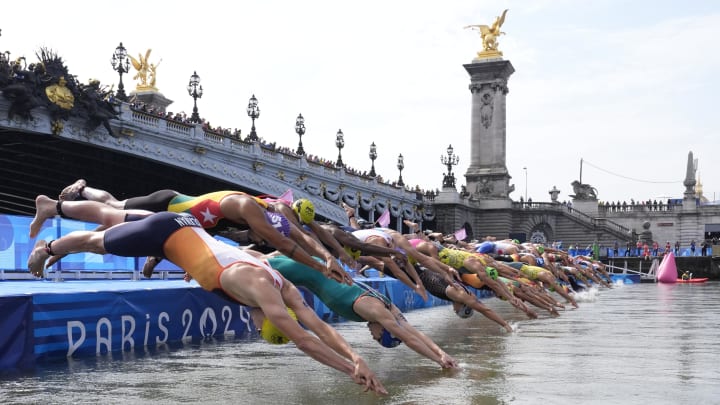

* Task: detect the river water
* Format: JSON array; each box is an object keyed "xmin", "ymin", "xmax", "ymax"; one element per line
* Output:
[{"xmin": 1, "ymin": 282, "xmax": 719, "ymax": 404}]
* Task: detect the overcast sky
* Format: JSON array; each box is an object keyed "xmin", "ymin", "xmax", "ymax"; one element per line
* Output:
[{"xmin": 3, "ymin": 0, "xmax": 719, "ymax": 203}]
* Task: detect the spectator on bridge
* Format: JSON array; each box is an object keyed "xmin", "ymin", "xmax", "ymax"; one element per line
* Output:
[
  {"xmin": 643, "ymin": 242, "xmax": 650, "ymax": 261},
  {"xmin": 700, "ymin": 240, "xmax": 708, "ymax": 256},
  {"xmin": 675, "ymin": 241, "xmax": 680, "ymax": 255},
  {"xmin": 665, "ymin": 241, "xmax": 671, "ymax": 256},
  {"xmin": 652, "ymin": 241, "xmax": 659, "ymax": 257},
  {"xmin": 625, "ymin": 241, "xmax": 632, "ymax": 257},
  {"xmin": 690, "ymin": 239, "xmax": 696, "ymax": 256},
  {"xmin": 636, "ymin": 240, "xmax": 642, "ymax": 257},
  {"xmin": 613, "ymin": 241, "xmax": 619, "ymax": 257}
]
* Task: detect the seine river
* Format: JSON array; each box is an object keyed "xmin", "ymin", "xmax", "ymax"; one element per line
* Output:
[{"xmin": 1, "ymin": 282, "xmax": 718, "ymax": 405}]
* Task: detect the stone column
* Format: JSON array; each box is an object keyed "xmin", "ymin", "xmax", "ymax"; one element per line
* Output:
[
  {"xmin": 463, "ymin": 59, "xmax": 515, "ymax": 199},
  {"xmin": 682, "ymin": 151, "xmax": 697, "ymax": 212},
  {"xmin": 129, "ymin": 90, "xmax": 174, "ymax": 114}
]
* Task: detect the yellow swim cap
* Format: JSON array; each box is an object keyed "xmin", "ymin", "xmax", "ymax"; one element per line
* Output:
[
  {"xmin": 291, "ymin": 198, "xmax": 315, "ymax": 224},
  {"xmin": 260, "ymin": 308, "xmax": 298, "ymax": 345},
  {"xmin": 344, "ymin": 245, "xmax": 361, "ymax": 260},
  {"xmin": 438, "ymin": 249, "xmax": 450, "ymax": 264}
]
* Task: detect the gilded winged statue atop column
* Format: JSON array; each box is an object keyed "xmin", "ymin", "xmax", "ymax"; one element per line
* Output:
[
  {"xmin": 129, "ymin": 49, "xmax": 160, "ymax": 90},
  {"xmin": 465, "ymin": 9, "xmax": 508, "ymax": 58}
]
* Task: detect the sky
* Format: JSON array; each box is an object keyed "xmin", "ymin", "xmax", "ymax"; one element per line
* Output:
[{"xmin": 3, "ymin": 0, "xmax": 719, "ymax": 203}]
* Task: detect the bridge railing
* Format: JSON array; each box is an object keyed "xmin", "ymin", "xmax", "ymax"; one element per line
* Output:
[
  {"xmin": 598, "ymin": 203, "xmax": 676, "ymax": 213},
  {"xmin": 511, "ymin": 201, "xmax": 631, "ymax": 236},
  {"xmin": 123, "ymin": 107, "xmax": 421, "ymax": 197}
]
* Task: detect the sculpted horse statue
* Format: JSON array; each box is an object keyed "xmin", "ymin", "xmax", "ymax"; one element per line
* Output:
[{"xmin": 465, "ymin": 9, "xmax": 508, "ymax": 52}]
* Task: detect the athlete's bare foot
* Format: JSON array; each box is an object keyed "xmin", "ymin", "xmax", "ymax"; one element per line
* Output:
[
  {"xmin": 28, "ymin": 240, "xmax": 50, "ymax": 277},
  {"xmin": 29, "ymin": 195, "xmax": 58, "ymax": 238},
  {"xmin": 403, "ymin": 220, "xmax": 419, "ymax": 232},
  {"xmin": 341, "ymin": 202, "xmax": 355, "ymax": 218},
  {"xmin": 59, "ymin": 179, "xmax": 86, "ymax": 201},
  {"xmin": 142, "ymin": 256, "xmax": 163, "ymax": 278}
]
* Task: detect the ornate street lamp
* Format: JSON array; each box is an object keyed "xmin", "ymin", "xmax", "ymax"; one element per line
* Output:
[
  {"xmin": 397, "ymin": 153, "xmax": 405, "ymax": 186},
  {"xmin": 369, "ymin": 142, "xmax": 377, "ymax": 177},
  {"xmin": 246, "ymin": 94, "xmax": 260, "ymax": 142},
  {"xmin": 186, "ymin": 71, "xmax": 203, "ymax": 123},
  {"xmin": 335, "ymin": 129, "xmax": 345, "ymax": 167},
  {"xmin": 110, "ymin": 42, "xmax": 130, "ymax": 101},
  {"xmin": 295, "ymin": 113, "xmax": 306, "ymax": 155},
  {"xmin": 440, "ymin": 144, "xmax": 459, "ymax": 188},
  {"xmin": 523, "ymin": 166, "xmax": 528, "ymax": 201}
]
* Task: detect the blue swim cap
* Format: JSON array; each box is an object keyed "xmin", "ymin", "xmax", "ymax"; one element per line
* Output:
[
  {"xmin": 379, "ymin": 328, "xmax": 402, "ymax": 348},
  {"xmin": 264, "ymin": 211, "xmax": 290, "ymax": 237},
  {"xmin": 536, "ymin": 257, "xmax": 545, "ymax": 266},
  {"xmin": 477, "ymin": 241, "xmax": 495, "ymax": 254}
]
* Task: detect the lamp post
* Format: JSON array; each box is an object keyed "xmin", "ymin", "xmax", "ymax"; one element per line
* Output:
[
  {"xmin": 186, "ymin": 71, "xmax": 203, "ymax": 123},
  {"xmin": 295, "ymin": 113, "xmax": 306, "ymax": 155},
  {"xmin": 440, "ymin": 144, "xmax": 459, "ymax": 188},
  {"xmin": 246, "ymin": 94, "xmax": 260, "ymax": 142},
  {"xmin": 523, "ymin": 166, "xmax": 528, "ymax": 201},
  {"xmin": 335, "ymin": 129, "xmax": 345, "ymax": 167},
  {"xmin": 110, "ymin": 42, "xmax": 130, "ymax": 101},
  {"xmin": 397, "ymin": 154, "xmax": 405, "ymax": 187},
  {"xmin": 369, "ymin": 142, "xmax": 377, "ymax": 177}
]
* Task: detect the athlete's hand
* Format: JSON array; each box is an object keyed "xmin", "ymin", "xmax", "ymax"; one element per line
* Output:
[
  {"xmin": 415, "ymin": 284, "xmax": 428, "ymax": 302},
  {"xmin": 326, "ymin": 259, "xmax": 353, "ymax": 285},
  {"xmin": 338, "ymin": 250, "xmax": 357, "ymax": 269},
  {"xmin": 439, "ymin": 352, "xmax": 459, "ymax": 369},
  {"xmin": 446, "ymin": 267, "xmax": 461, "ymax": 283},
  {"xmin": 352, "ymin": 358, "xmax": 387, "ymax": 395}
]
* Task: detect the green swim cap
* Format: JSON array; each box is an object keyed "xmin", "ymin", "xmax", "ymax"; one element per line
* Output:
[{"xmin": 485, "ymin": 266, "xmax": 498, "ymax": 280}]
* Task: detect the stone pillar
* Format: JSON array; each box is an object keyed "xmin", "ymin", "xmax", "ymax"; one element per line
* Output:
[
  {"xmin": 129, "ymin": 90, "xmax": 173, "ymax": 114},
  {"xmin": 463, "ymin": 59, "xmax": 515, "ymax": 199},
  {"xmin": 571, "ymin": 199, "xmax": 599, "ymax": 217},
  {"xmin": 682, "ymin": 151, "xmax": 697, "ymax": 212}
]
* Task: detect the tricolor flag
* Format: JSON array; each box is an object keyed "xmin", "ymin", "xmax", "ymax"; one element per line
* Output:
[
  {"xmin": 454, "ymin": 227, "xmax": 467, "ymax": 241},
  {"xmin": 376, "ymin": 209, "xmax": 390, "ymax": 228}
]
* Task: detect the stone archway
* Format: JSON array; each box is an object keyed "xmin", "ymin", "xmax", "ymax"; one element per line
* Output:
[{"xmin": 527, "ymin": 218, "xmax": 553, "ymax": 245}]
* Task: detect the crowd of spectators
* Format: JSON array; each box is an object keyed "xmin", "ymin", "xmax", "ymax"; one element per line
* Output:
[
  {"xmin": 599, "ymin": 199, "xmax": 675, "ymax": 212},
  {"xmin": 128, "ymin": 100, "xmax": 433, "ymax": 196}
]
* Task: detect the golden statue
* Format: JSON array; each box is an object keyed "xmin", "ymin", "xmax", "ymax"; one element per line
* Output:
[
  {"xmin": 148, "ymin": 58, "xmax": 162, "ymax": 88},
  {"xmin": 129, "ymin": 49, "xmax": 160, "ymax": 91},
  {"xmin": 465, "ymin": 9, "xmax": 508, "ymax": 59},
  {"xmin": 45, "ymin": 76, "xmax": 75, "ymax": 110}
]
